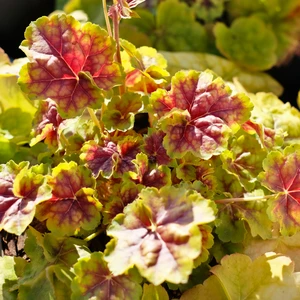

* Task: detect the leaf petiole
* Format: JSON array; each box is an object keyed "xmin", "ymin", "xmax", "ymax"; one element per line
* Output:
[
  {"xmin": 84, "ymin": 226, "xmax": 105, "ymax": 242},
  {"xmin": 215, "ymin": 194, "xmax": 274, "ymax": 204}
]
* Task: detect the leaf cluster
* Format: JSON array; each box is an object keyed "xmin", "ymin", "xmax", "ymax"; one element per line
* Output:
[{"xmin": 1, "ymin": 2, "xmax": 300, "ymax": 299}]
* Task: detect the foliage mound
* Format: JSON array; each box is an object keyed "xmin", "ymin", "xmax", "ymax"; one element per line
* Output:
[{"xmin": 1, "ymin": 0, "xmax": 300, "ymax": 299}]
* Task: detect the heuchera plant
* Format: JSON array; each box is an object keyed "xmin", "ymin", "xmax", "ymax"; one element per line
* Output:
[{"xmin": 1, "ymin": 1, "xmax": 300, "ymax": 299}]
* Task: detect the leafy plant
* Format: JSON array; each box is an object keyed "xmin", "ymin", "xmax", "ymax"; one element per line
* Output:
[{"xmin": 1, "ymin": 0, "xmax": 300, "ymax": 299}]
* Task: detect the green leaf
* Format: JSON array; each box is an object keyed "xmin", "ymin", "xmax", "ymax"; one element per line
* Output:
[
  {"xmin": 71, "ymin": 252, "xmax": 142, "ymax": 300},
  {"xmin": 102, "ymin": 93, "xmax": 143, "ymax": 132},
  {"xmin": 142, "ymin": 283, "xmax": 169, "ymax": 300},
  {"xmin": 211, "ymin": 252, "xmax": 300, "ymax": 298},
  {"xmin": 214, "ymin": 16, "xmax": 277, "ymax": 71},
  {"xmin": 121, "ymin": 41, "xmax": 170, "ymax": 93},
  {"xmin": 0, "ymin": 136, "xmax": 17, "ymax": 163},
  {"xmin": 64, "ymin": 0, "xmax": 106, "ymax": 25},
  {"xmin": 250, "ymin": 92, "xmax": 300, "ymax": 140},
  {"xmin": 155, "ymin": 0, "xmax": 208, "ymax": 52},
  {"xmin": 151, "ymin": 70, "xmax": 252, "ymax": 159},
  {"xmin": 235, "ymin": 193, "xmax": 273, "ymax": 239},
  {"xmin": 0, "ymin": 161, "xmax": 52, "ymax": 235},
  {"xmin": 18, "ymin": 227, "xmax": 90, "ymax": 300},
  {"xmin": 181, "ymin": 275, "xmax": 227, "ymax": 300},
  {"xmin": 42, "ymin": 233, "xmax": 91, "ymax": 266},
  {"xmin": 183, "ymin": 252, "xmax": 300, "ymax": 299},
  {"xmin": 18, "ymin": 14, "xmax": 124, "ymax": 118},
  {"xmin": 105, "ymin": 186, "xmax": 216, "ymax": 285},
  {"xmin": 215, "ymin": 211, "xmax": 246, "ymax": 243},
  {"xmin": 160, "ymin": 51, "xmax": 283, "ymax": 96},
  {"xmin": 258, "ymin": 146, "xmax": 300, "ymax": 235},
  {"xmin": 244, "ymin": 232, "xmax": 300, "ymax": 271},
  {"xmin": 193, "ymin": 0, "xmax": 225, "ymax": 22},
  {"xmin": 220, "ymin": 130, "xmax": 267, "ymax": 191},
  {"xmin": 35, "ymin": 161, "xmax": 102, "ymax": 236},
  {"xmin": 0, "ymin": 256, "xmax": 19, "ymax": 300}
]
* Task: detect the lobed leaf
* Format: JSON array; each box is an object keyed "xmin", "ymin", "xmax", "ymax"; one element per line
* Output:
[
  {"xmin": 0, "ymin": 161, "xmax": 52, "ymax": 235},
  {"xmin": 129, "ymin": 153, "xmax": 172, "ymax": 189},
  {"xmin": 18, "ymin": 14, "xmax": 124, "ymax": 117},
  {"xmin": 71, "ymin": 252, "xmax": 142, "ymax": 300},
  {"xmin": 81, "ymin": 136, "xmax": 142, "ymax": 178},
  {"xmin": 30, "ymin": 99, "xmax": 63, "ymax": 150},
  {"xmin": 214, "ymin": 16, "xmax": 277, "ymax": 71},
  {"xmin": 220, "ymin": 130, "xmax": 267, "ymax": 191},
  {"xmin": 258, "ymin": 146, "xmax": 300, "ymax": 235},
  {"xmin": 105, "ymin": 186, "xmax": 216, "ymax": 285},
  {"xmin": 143, "ymin": 129, "xmax": 173, "ymax": 166},
  {"xmin": 182, "ymin": 252, "xmax": 300, "ymax": 299},
  {"xmin": 141, "ymin": 283, "xmax": 169, "ymax": 300},
  {"xmin": 151, "ymin": 70, "xmax": 252, "ymax": 159},
  {"xmin": 35, "ymin": 161, "xmax": 102, "ymax": 236},
  {"xmin": 102, "ymin": 92, "xmax": 144, "ymax": 132}
]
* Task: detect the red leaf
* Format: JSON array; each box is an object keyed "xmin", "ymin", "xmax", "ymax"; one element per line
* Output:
[
  {"xmin": 18, "ymin": 14, "xmax": 124, "ymax": 117},
  {"xmin": 151, "ymin": 70, "xmax": 252, "ymax": 159}
]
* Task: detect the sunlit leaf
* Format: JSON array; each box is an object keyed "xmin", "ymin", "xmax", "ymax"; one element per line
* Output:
[
  {"xmin": 105, "ymin": 186, "xmax": 216, "ymax": 285},
  {"xmin": 121, "ymin": 41, "xmax": 170, "ymax": 93},
  {"xmin": 182, "ymin": 252, "xmax": 300, "ymax": 299},
  {"xmin": 81, "ymin": 136, "xmax": 142, "ymax": 178},
  {"xmin": 102, "ymin": 92, "xmax": 144, "ymax": 132},
  {"xmin": 35, "ymin": 161, "xmax": 102, "ymax": 236},
  {"xmin": 30, "ymin": 99, "xmax": 63, "ymax": 150},
  {"xmin": 129, "ymin": 153, "xmax": 172, "ymax": 189},
  {"xmin": 71, "ymin": 252, "xmax": 142, "ymax": 300},
  {"xmin": 244, "ymin": 232, "xmax": 300, "ymax": 272},
  {"xmin": 142, "ymin": 283, "xmax": 169, "ymax": 300},
  {"xmin": 0, "ymin": 256, "xmax": 19, "ymax": 300},
  {"xmin": 143, "ymin": 129, "xmax": 173, "ymax": 166},
  {"xmin": 220, "ymin": 130, "xmax": 267, "ymax": 191},
  {"xmin": 151, "ymin": 70, "xmax": 252, "ymax": 159},
  {"xmin": 18, "ymin": 13, "xmax": 124, "ymax": 117},
  {"xmin": 0, "ymin": 161, "xmax": 52, "ymax": 235},
  {"xmin": 258, "ymin": 145, "xmax": 300, "ymax": 235},
  {"xmin": 250, "ymin": 92, "xmax": 300, "ymax": 140},
  {"xmin": 102, "ymin": 179, "xmax": 142, "ymax": 225}
]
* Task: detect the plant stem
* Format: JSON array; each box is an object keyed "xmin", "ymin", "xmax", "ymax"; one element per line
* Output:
[
  {"xmin": 215, "ymin": 194, "xmax": 274, "ymax": 204},
  {"xmin": 84, "ymin": 226, "xmax": 105, "ymax": 242},
  {"xmin": 111, "ymin": 7, "xmax": 126, "ymax": 95},
  {"xmin": 88, "ymin": 107, "xmax": 104, "ymax": 135},
  {"xmin": 0, "ymin": 232, "xmax": 3, "ymax": 257},
  {"xmin": 102, "ymin": 0, "xmax": 112, "ymax": 36}
]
